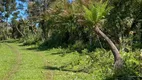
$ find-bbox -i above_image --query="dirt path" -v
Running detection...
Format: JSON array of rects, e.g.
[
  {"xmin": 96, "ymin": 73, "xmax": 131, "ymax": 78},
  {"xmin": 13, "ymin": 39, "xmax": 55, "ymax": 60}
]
[{"xmin": 2, "ymin": 44, "xmax": 22, "ymax": 80}]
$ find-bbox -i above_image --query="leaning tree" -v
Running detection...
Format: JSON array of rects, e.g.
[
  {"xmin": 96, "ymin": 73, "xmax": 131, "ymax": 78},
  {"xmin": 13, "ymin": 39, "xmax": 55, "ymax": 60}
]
[{"xmin": 82, "ymin": 0, "xmax": 123, "ymax": 70}]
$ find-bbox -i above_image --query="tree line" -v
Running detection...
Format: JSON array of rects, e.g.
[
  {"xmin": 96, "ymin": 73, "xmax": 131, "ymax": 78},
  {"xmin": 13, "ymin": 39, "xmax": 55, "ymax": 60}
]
[{"xmin": 0, "ymin": 0, "xmax": 142, "ymax": 78}]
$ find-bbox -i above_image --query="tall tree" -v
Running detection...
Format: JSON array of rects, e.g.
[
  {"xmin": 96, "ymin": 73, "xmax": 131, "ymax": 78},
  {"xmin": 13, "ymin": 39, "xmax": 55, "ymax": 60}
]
[{"xmin": 82, "ymin": 0, "xmax": 123, "ymax": 70}]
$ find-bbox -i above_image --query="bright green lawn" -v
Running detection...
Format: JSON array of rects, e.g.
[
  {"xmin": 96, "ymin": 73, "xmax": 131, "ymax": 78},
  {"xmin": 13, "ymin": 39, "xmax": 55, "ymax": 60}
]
[
  {"xmin": 41, "ymin": 48, "xmax": 92, "ymax": 80},
  {"xmin": 0, "ymin": 41, "xmax": 141, "ymax": 80},
  {"xmin": 11, "ymin": 43, "xmax": 45, "ymax": 80},
  {"xmin": 0, "ymin": 42, "xmax": 93, "ymax": 80},
  {"xmin": 0, "ymin": 43, "xmax": 16, "ymax": 79}
]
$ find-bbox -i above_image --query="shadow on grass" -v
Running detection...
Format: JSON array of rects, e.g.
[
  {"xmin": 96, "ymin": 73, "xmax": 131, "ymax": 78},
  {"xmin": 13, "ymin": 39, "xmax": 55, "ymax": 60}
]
[
  {"xmin": 37, "ymin": 41, "xmax": 68, "ymax": 51},
  {"xmin": 19, "ymin": 41, "xmax": 68, "ymax": 51},
  {"xmin": 0, "ymin": 39, "xmax": 19, "ymax": 43},
  {"xmin": 26, "ymin": 47, "xmax": 38, "ymax": 50},
  {"xmin": 21, "ymin": 41, "xmax": 74, "ymax": 56},
  {"xmin": 42, "ymin": 65, "xmax": 86, "ymax": 73}
]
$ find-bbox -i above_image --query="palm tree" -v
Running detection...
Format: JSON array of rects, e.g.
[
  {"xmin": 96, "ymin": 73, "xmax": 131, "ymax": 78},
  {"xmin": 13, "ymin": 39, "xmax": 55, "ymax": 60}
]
[{"xmin": 82, "ymin": 0, "xmax": 123, "ymax": 70}]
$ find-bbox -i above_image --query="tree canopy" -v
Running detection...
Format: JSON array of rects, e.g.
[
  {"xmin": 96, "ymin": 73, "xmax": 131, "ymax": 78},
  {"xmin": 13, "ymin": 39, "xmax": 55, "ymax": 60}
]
[{"xmin": 0, "ymin": 0, "xmax": 142, "ymax": 79}]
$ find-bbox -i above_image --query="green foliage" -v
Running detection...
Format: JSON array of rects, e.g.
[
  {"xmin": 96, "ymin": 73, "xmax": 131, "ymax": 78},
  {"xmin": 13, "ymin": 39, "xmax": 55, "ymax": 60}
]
[
  {"xmin": 23, "ymin": 32, "xmax": 42, "ymax": 45},
  {"xmin": 21, "ymin": 27, "xmax": 42, "ymax": 45},
  {"xmin": 71, "ymin": 40, "xmax": 86, "ymax": 52},
  {"xmin": 0, "ymin": 0, "xmax": 142, "ymax": 79},
  {"xmin": 0, "ymin": 40, "xmax": 142, "ymax": 80},
  {"xmin": 41, "ymin": 46, "xmax": 141, "ymax": 80},
  {"xmin": 83, "ymin": 0, "xmax": 113, "ymax": 26},
  {"xmin": 105, "ymin": 0, "xmax": 142, "ymax": 49},
  {"xmin": 0, "ymin": 23, "xmax": 12, "ymax": 40},
  {"xmin": 121, "ymin": 50, "xmax": 141, "ymax": 77}
]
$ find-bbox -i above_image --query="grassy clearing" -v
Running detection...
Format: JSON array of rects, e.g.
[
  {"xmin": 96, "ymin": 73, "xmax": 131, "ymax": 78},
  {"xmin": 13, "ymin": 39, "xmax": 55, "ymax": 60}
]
[
  {"xmin": 0, "ymin": 41, "xmax": 141, "ymax": 80},
  {"xmin": 40, "ymin": 48, "xmax": 114, "ymax": 80},
  {"xmin": 2, "ymin": 42, "xmax": 94, "ymax": 80},
  {"xmin": 0, "ymin": 43, "xmax": 17, "ymax": 79},
  {"xmin": 8, "ymin": 43, "xmax": 46, "ymax": 80},
  {"xmin": 42, "ymin": 48, "xmax": 92, "ymax": 80},
  {"xmin": 17, "ymin": 44, "xmax": 92, "ymax": 80}
]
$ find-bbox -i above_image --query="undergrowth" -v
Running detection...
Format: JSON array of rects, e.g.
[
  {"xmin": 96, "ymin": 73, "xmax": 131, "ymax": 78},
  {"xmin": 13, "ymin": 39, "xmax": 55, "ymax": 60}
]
[{"xmin": 40, "ymin": 46, "xmax": 142, "ymax": 80}]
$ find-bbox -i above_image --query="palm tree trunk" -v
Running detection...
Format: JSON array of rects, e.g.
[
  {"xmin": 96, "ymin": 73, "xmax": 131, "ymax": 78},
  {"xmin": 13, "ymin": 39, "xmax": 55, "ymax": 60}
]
[
  {"xmin": 94, "ymin": 26, "xmax": 123, "ymax": 69},
  {"xmin": 15, "ymin": 25, "xmax": 24, "ymax": 37}
]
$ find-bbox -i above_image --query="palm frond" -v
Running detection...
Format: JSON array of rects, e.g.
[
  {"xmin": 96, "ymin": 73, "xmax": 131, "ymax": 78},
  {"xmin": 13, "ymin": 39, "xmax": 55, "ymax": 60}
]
[
  {"xmin": 83, "ymin": 0, "xmax": 113, "ymax": 25},
  {"xmin": 83, "ymin": 5, "xmax": 93, "ymax": 23}
]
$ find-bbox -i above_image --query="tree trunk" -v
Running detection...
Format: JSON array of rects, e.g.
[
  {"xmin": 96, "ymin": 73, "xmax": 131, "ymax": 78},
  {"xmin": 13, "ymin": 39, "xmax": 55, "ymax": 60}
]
[
  {"xmin": 40, "ymin": 20, "xmax": 47, "ymax": 41},
  {"xmin": 94, "ymin": 26, "xmax": 123, "ymax": 69},
  {"xmin": 15, "ymin": 25, "xmax": 24, "ymax": 38}
]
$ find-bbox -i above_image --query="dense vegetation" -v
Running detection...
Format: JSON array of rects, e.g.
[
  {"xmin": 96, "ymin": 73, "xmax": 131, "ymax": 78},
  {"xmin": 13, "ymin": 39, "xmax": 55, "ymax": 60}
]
[{"xmin": 0, "ymin": 0, "xmax": 142, "ymax": 80}]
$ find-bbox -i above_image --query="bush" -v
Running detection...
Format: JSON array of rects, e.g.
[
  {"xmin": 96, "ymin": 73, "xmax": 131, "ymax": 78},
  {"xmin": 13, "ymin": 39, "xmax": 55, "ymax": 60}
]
[
  {"xmin": 23, "ymin": 33, "xmax": 42, "ymax": 45},
  {"xmin": 71, "ymin": 40, "xmax": 86, "ymax": 52},
  {"xmin": 62, "ymin": 48, "xmax": 142, "ymax": 79}
]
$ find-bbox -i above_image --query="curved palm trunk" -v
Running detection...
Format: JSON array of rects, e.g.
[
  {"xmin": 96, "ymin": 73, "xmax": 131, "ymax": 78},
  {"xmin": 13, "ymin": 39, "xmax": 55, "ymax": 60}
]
[
  {"xmin": 15, "ymin": 25, "xmax": 24, "ymax": 37},
  {"xmin": 40, "ymin": 20, "xmax": 47, "ymax": 40},
  {"xmin": 94, "ymin": 26, "xmax": 123, "ymax": 69}
]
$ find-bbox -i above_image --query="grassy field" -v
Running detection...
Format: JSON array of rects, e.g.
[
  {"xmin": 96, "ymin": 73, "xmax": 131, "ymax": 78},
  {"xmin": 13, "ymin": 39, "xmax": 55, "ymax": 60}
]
[
  {"xmin": 0, "ymin": 41, "xmax": 141, "ymax": 80},
  {"xmin": 0, "ymin": 42, "xmax": 46, "ymax": 80},
  {"xmin": 0, "ymin": 43, "xmax": 17, "ymax": 79},
  {"xmin": 0, "ymin": 41, "xmax": 93, "ymax": 80}
]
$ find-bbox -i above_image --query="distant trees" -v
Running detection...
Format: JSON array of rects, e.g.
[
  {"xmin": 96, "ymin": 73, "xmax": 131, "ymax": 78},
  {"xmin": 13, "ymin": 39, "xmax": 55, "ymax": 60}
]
[
  {"xmin": 0, "ymin": 0, "xmax": 29, "ymax": 39},
  {"xmin": 24, "ymin": 0, "xmax": 142, "ymax": 49},
  {"xmin": 0, "ymin": 0, "xmax": 141, "ymax": 50},
  {"xmin": 0, "ymin": 0, "xmax": 142, "ymax": 78},
  {"xmin": 22, "ymin": 0, "xmax": 142, "ymax": 72},
  {"xmin": 106, "ymin": 0, "xmax": 142, "ymax": 50},
  {"xmin": 0, "ymin": 0, "xmax": 17, "ymax": 40},
  {"xmin": 0, "ymin": 22, "xmax": 12, "ymax": 40}
]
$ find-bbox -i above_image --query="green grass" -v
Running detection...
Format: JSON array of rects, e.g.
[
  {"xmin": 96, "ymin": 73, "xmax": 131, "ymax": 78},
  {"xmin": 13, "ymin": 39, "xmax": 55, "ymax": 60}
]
[
  {"xmin": 42, "ymin": 48, "xmax": 92, "ymax": 80},
  {"xmin": 0, "ymin": 41, "xmax": 141, "ymax": 80},
  {"xmin": 0, "ymin": 43, "xmax": 16, "ymax": 79},
  {"xmin": 17, "ymin": 45, "xmax": 92, "ymax": 80},
  {"xmin": 9, "ymin": 43, "xmax": 46, "ymax": 80},
  {"xmin": 0, "ymin": 42, "xmax": 93, "ymax": 80}
]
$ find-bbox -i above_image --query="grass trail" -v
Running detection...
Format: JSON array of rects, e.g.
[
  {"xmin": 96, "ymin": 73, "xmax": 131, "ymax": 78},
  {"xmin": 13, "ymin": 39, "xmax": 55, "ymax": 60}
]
[
  {"xmin": 2, "ymin": 43, "xmax": 22, "ymax": 80},
  {"xmin": 0, "ymin": 41, "xmax": 91, "ymax": 80},
  {"xmin": 40, "ymin": 48, "xmax": 90, "ymax": 80},
  {"xmin": 0, "ymin": 43, "xmax": 17, "ymax": 80},
  {"xmin": 8, "ymin": 43, "xmax": 47, "ymax": 80},
  {"xmin": 0, "ymin": 42, "xmax": 49, "ymax": 80}
]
